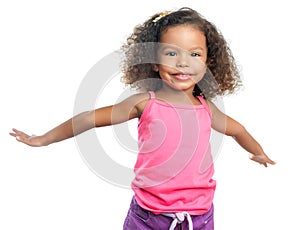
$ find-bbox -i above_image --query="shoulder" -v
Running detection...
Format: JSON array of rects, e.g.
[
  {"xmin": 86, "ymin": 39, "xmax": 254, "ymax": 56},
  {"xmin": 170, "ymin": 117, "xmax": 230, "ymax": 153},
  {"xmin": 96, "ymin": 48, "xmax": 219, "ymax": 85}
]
[
  {"xmin": 204, "ymin": 99, "xmax": 223, "ymax": 120},
  {"xmin": 205, "ymin": 100, "xmax": 214, "ymax": 110},
  {"xmin": 132, "ymin": 92, "xmax": 151, "ymax": 117},
  {"xmin": 124, "ymin": 92, "xmax": 150, "ymax": 105},
  {"xmin": 119, "ymin": 92, "xmax": 151, "ymax": 117},
  {"xmin": 205, "ymin": 99, "xmax": 221, "ymax": 113}
]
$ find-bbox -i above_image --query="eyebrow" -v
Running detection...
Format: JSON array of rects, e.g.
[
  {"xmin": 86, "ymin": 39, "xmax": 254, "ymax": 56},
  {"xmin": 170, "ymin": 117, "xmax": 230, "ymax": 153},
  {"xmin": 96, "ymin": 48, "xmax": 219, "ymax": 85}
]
[
  {"xmin": 159, "ymin": 44, "xmax": 178, "ymax": 50},
  {"xmin": 189, "ymin": 46, "xmax": 205, "ymax": 51},
  {"xmin": 159, "ymin": 44, "xmax": 205, "ymax": 52}
]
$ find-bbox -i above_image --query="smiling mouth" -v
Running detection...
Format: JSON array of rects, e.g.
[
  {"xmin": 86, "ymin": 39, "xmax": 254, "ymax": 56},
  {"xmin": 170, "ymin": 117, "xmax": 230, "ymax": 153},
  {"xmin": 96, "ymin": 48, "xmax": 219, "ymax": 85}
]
[{"xmin": 172, "ymin": 73, "xmax": 192, "ymax": 80}]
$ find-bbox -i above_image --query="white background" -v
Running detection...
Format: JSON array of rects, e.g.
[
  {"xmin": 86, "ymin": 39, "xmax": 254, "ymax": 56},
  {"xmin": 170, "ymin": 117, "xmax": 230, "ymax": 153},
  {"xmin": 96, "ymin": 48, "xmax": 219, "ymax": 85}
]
[{"xmin": 1, "ymin": 0, "xmax": 299, "ymax": 229}]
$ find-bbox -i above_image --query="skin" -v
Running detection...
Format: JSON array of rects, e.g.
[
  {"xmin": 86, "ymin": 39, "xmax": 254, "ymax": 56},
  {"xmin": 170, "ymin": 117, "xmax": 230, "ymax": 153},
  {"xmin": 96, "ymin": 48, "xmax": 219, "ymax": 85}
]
[{"xmin": 10, "ymin": 25, "xmax": 276, "ymax": 167}]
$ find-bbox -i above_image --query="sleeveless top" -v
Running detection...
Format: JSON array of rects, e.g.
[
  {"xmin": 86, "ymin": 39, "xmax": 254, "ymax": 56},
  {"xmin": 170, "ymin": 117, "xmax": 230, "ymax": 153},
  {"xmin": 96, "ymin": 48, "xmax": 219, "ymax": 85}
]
[{"xmin": 132, "ymin": 91, "xmax": 216, "ymax": 215}]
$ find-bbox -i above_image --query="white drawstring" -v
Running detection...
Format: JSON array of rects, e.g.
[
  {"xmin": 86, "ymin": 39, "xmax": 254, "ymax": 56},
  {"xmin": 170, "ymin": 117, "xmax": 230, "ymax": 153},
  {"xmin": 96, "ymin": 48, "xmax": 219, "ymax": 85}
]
[{"xmin": 163, "ymin": 212, "xmax": 193, "ymax": 230}]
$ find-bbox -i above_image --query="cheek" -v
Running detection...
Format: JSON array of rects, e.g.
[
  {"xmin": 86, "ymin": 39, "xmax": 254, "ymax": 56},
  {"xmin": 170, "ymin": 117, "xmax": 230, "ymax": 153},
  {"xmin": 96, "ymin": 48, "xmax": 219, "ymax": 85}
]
[
  {"xmin": 191, "ymin": 59, "xmax": 206, "ymax": 74},
  {"xmin": 158, "ymin": 64, "xmax": 176, "ymax": 75},
  {"xmin": 158, "ymin": 56, "xmax": 178, "ymax": 68}
]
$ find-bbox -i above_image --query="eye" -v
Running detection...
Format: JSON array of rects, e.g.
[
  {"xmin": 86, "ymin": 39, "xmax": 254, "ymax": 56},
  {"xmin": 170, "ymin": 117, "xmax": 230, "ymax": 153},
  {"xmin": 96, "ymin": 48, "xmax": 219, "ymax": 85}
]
[
  {"xmin": 191, "ymin": 52, "xmax": 201, "ymax": 57},
  {"xmin": 165, "ymin": 51, "xmax": 177, "ymax": 56}
]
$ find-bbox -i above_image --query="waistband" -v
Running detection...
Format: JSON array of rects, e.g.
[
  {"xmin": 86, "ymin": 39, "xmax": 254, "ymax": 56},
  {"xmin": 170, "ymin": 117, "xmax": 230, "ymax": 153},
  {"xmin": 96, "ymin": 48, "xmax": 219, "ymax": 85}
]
[
  {"xmin": 131, "ymin": 197, "xmax": 213, "ymax": 230},
  {"xmin": 162, "ymin": 212, "xmax": 193, "ymax": 230}
]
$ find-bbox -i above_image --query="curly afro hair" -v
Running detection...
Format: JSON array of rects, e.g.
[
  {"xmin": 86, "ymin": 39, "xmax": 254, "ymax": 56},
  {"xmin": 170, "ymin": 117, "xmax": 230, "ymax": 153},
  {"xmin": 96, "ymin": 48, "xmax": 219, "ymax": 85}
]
[{"xmin": 121, "ymin": 7, "xmax": 242, "ymax": 99}]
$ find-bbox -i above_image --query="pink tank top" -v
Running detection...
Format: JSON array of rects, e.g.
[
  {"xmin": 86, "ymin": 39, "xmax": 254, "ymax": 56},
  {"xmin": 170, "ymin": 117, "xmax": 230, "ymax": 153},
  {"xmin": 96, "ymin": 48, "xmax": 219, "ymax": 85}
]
[{"xmin": 132, "ymin": 92, "xmax": 216, "ymax": 215}]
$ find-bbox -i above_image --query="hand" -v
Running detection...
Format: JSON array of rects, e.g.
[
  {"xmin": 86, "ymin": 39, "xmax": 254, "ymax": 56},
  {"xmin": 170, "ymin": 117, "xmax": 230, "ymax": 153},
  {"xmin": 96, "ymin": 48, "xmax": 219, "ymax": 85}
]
[
  {"xmin": 249, "ymin": 152, "xmax": 276, "ymax": 167},
  {"xmin": 10, "ymin": 128, "xmax": 45, "ymax": 147}
]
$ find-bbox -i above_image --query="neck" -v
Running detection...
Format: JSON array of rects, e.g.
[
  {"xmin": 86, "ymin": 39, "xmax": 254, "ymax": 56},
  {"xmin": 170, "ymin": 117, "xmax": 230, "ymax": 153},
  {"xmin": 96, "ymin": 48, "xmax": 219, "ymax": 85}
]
[{"xmin": 155, "ymin": 85, "xmax": 199, "ymax": 105}]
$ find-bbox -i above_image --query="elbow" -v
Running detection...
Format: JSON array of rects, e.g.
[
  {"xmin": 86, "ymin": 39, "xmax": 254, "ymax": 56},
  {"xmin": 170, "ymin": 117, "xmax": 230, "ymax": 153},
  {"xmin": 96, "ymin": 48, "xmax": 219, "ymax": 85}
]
[
  {"xmin": 72, "ymin": 111, "xmax": 95, "ymax": 134},
  {"xmin": 227, "ymin": 123, "xmax": 247, "ymax": 139}
]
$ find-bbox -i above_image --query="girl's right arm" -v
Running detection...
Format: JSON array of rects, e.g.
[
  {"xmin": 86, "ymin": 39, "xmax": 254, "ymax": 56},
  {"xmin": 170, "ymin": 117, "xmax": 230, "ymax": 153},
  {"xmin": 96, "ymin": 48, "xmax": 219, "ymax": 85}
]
[
  {"xmin": 10, "ymin": 111, "xmax": 95, "ymax": 147},
  {"xmin": 10, "ymin": 93, "xmax": 147, "ymax": 147}
]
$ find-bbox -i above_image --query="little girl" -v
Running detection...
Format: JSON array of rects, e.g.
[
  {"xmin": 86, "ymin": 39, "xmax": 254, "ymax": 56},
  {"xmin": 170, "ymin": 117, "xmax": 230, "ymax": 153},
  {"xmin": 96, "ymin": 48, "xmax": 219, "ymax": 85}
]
[{"xmin": 10, "ymin": 7, "xmax": 275, "ymax": 230}]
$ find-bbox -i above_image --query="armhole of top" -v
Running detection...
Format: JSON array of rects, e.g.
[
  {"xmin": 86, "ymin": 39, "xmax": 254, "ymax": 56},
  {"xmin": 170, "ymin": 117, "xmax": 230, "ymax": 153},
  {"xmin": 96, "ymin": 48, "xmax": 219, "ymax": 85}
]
[
  {"xmin": 197, "ymin": 96, "xmax": 212, "ymax": 118},
  {"xmin": 138, "ymin": 91, "xmax": 155, "ymax": 122}
]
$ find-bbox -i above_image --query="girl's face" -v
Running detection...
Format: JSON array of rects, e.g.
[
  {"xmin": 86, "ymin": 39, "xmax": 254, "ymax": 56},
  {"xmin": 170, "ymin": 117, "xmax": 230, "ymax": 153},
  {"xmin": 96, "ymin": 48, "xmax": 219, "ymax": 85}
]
[{"xmin": 155, "ymin": 25, "xmax": 207, "ymax": 93}]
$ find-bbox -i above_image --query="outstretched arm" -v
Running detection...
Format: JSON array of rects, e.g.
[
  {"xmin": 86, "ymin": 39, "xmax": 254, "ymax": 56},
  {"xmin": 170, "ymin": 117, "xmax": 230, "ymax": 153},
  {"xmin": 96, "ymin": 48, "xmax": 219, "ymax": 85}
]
[
  {"xmin": 208, "ymin": 101, "xmax": 276, "ymax": 167},
  {"xmin": 10, "ymin": 110, "xmax": 95, "ymax": 147},
  {"xmin": 10, "ymin": 94, "xmax": 145, "ymax": 147}
]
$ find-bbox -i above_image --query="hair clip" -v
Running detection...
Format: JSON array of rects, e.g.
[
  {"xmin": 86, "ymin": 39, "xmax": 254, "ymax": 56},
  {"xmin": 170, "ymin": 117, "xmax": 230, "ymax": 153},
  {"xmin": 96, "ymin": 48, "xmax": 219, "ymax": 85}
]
[{"xmin": 152, "ymin": 11, "xmax": 173, "ymax": 23}]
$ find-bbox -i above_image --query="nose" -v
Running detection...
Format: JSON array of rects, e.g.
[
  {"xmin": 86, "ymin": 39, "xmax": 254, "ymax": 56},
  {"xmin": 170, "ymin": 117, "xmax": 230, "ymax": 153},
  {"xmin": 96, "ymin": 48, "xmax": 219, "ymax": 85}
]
[{"xmin": 176, "ymin": 52, "xmax": 189, "ymax": 68}]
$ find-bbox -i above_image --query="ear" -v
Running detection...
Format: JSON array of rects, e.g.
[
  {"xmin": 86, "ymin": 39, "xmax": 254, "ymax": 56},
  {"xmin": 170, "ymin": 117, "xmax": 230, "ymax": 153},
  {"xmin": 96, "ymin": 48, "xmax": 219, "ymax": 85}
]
[{"xmin": 152, "ymin": 64, "xmax": 159, "ymax": 72}]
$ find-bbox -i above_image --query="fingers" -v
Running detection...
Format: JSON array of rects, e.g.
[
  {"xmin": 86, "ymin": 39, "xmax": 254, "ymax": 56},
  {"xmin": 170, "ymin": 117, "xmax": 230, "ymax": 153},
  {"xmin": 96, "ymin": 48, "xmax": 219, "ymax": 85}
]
[
  {"xmin": 9, "ymin": 128, "xmax": 31, "ymax": 143},
  {"xmin": 10, "ymin": 128, "xmax": 27, "ymax": 138},
  {"xmin": 263, "ymin": 156, "xmax": 276, "ymax": 167},
  {"xmin": 9, "ymin": 128, "xmax": 20, "ymax": 138},
  {"xmin": 10, "ymin": 128, "xmax": 44, "ymax": 147},
  {"xmin": 10, "ymin": 128, "xmax": 22, "ymax": 136},
  {"xmin": 249, "ymin": 153, "xmax": 276, "ymax": 167},
  {"xmin": 267, "ymin": 158, "xmax": 276, "ymax": 166},
  {"xmin": 9, "ymin": 128, "xmax": 18, "ymax": 137}
]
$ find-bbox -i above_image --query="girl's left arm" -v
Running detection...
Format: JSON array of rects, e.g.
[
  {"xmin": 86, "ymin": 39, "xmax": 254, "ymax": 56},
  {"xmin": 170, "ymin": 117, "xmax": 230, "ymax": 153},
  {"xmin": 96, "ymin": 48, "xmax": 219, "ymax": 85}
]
[{"xmin": 207, "ymin": 101, "xmax": 276, "ymax": 167}]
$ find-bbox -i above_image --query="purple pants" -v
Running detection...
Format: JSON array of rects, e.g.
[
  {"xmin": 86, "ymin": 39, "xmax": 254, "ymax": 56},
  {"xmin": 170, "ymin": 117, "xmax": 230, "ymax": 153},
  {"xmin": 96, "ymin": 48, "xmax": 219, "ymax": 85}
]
[{"xmin": 123, "ymin": 197, "xmax": 214, "ymax": 230}]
